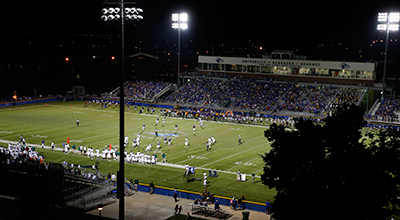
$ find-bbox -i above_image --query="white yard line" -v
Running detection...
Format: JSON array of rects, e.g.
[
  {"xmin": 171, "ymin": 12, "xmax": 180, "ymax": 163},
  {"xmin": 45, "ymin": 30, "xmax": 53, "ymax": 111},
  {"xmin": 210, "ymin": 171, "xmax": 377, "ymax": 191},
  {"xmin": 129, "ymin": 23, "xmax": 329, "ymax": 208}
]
[
  {"xmin": 200, "ymin": 142, "xmax": 267, "ymax": 168},
  {"xmin": 175, "ymin": 134, "xmax": 265, "ymax": 164}
]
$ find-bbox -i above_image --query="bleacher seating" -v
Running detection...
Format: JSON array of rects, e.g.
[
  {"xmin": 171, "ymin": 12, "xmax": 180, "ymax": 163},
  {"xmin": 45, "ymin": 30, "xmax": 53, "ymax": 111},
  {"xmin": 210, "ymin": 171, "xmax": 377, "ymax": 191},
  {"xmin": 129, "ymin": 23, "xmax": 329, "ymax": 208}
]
[
  {"xmin": 110, "ymin": 80, "xmax": 171, "ymax": 102},
  {"xmin": 163, "ymin": 78, "xmax": 365, "ymax": 116},
  {"xmin": 372, "ymin": 97, "xmax": 400, "ymax": 122},
  {"xmin": 103, "ymin": 77, "xmax": 366, "ymax": 118}
]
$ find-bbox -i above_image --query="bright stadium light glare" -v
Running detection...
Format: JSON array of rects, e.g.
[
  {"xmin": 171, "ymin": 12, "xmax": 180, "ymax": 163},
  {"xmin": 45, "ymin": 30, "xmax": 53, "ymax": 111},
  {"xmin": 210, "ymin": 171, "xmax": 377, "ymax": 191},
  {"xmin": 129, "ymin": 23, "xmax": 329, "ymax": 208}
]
[
  {"xmin": 172, "ymin": 13, "xmax": 187, "ymax": 22},
  {"xmin": 388, "ymin": 24, "xmax": 399, "ymax": 31},
  {"xmin": 172, "ymin": 13, "xmax": 179, "ymax": 21},
  {"xmin": 377, "ymin": 24, "xmax": 387, "ymax": 31},
  {"xmin": 388, "ymin": 12, "xmax": 400, "ymax": 23},
  {"xmin": 377, "ymin": 12, "xmax": 399, "ymax": 31},
  {"xmin": 378, "ymin": 12, "xmax": 387, "ymax": 22},
  {"xmin": 172, "ymin": 23, "xmax": 188, "ymax": 29},
  {"xmin": 180, "ymin": 13, "xmax": 188, "ymax": 22}
]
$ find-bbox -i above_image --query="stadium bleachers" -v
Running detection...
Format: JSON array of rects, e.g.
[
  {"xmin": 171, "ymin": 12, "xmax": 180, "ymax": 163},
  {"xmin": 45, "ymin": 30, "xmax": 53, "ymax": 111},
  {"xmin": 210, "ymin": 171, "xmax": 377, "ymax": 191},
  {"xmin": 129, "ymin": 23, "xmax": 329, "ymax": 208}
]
[
  {"xmin": 108, "ymin": 80, "xmax": 171, "ymax": 102},
  {"xmin": 161, "ymin": 78, "xmax": 365, "ymax": 117},
  {"xmin": 101, "ymin": 78, "xmax": 367, "ymax": 119},
  {"xmin": 370, "ymin": 97, "xmax": 400, "ymax": 123}
]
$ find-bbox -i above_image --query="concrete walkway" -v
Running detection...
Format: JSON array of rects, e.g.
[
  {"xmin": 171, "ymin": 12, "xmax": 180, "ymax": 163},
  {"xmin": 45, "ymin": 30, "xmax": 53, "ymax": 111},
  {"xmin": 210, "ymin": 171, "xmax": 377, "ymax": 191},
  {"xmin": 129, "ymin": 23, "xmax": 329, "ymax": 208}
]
[{"xmin": 86, "ymin": 190, "xmax": 271, "ymax": 220}]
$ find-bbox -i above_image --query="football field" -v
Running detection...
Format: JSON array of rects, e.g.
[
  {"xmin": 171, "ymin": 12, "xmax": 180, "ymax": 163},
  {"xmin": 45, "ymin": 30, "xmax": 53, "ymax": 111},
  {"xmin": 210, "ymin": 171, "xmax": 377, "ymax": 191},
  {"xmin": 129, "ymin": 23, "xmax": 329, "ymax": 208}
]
[{"xmin": 0, "ymin": 101, "xmax": 275, "ymax": 203}]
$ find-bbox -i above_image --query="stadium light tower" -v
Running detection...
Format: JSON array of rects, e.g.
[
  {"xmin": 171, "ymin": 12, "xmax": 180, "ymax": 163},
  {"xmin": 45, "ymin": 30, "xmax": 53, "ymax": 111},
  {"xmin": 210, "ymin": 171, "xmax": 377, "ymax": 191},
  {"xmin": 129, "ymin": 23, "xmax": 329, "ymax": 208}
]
[
  {"xmin": 377, "ymin": 12, "xmax": 399, "ymax": 97},
  {"xmin": 172, "ymin": 13, "xmax": 188, "ymax": 87},
  {"xmin": 101, "ymin": 1, "xmax": 143, "ymax": 219}
]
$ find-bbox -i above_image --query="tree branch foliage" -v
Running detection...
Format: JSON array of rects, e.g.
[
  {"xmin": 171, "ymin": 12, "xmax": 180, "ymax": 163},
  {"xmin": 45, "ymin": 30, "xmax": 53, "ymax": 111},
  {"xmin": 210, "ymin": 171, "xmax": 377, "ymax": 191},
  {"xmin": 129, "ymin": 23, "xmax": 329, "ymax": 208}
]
[{"xmin": 262, "ymin": 105, "xmax": 400, "ymax": 220}]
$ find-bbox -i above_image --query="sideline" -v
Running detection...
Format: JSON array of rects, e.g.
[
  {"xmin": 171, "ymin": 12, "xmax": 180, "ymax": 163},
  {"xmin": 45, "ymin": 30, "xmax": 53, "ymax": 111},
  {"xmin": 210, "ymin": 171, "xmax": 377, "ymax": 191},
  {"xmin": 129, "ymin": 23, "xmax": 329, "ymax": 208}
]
[{"xmin": 0, "ymin": 139, "xmax": 261, "ymax": 178}]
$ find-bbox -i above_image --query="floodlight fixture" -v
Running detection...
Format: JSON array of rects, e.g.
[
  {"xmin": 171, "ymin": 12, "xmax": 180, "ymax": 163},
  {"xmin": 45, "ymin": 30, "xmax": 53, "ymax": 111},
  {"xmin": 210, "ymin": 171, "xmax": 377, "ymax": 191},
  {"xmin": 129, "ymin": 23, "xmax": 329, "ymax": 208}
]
[
  {"xmin": 377, "ymin": 12, "xmax": 399, "ymax": 97},
  {"xmin": 101, "ymin": 2, "xmax": 143, "ymax": 219},
  {"xmin": 172, "ymin": 13, "xmax": 188, "ymax": 29},
  {"xmin": 389, "ymin": 12, "xmax": 400, "ymax": 23},
  {"xmin": 377, "ymin": 12, "xmax": 400, "ymax": 31},
  {"xmin": 101, "ymin": 7, "xmax": 143, "ymax": 21},
  {"xmin": 172, "ymin": 12, "xmax": 188, "ymax": 87},
  {"xmin": 378, "ymin": 13, "xmax": 388, "ymax": 22},
  {"xmin": 389, "ymin": 24, "xmax": 399, "ymax": 31},
  {"xmin": 172, "ymin": 23, "xmax": 188, "ymax": 30}
]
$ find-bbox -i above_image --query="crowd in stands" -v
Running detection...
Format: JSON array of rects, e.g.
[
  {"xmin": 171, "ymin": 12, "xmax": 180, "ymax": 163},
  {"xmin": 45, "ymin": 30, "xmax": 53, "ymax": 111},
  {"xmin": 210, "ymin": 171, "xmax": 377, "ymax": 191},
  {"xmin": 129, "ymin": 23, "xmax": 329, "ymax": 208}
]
[
  {"xmin": 88, "ymin": 78, "xmax": 364, "ymax": 118},
  {"xmin": 165, "ymin": 78, "xmax": 210, "ymax": 104},
  {"xmin": 114, "ymin": 80, "xmax": 170, "ymax": 101},
  {"xmin": 163, "ymin": 78, "xmax": 363, "ymax": 116},
  {"xmin": 278, "ymin": 85, "xmax": 337, "ymax": 114},
  {"xmin": 330, "ymin": 88, "xmax": 361, "ymax": 107},
  {"xmin": 374, "ymin": 97, "xmax": 400, "ymax": 122}
]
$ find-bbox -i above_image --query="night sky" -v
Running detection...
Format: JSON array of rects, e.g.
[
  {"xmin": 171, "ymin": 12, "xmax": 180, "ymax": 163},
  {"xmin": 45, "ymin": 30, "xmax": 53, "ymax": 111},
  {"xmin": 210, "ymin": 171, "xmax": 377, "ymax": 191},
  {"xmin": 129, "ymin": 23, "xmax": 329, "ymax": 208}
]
[
  {"xmin": 3, "ymin": 1, "xmax": 399, "ymax": 52},
  {"xmin": 1, "ymin": 0, "xmax": 400, "ymax": 96}
]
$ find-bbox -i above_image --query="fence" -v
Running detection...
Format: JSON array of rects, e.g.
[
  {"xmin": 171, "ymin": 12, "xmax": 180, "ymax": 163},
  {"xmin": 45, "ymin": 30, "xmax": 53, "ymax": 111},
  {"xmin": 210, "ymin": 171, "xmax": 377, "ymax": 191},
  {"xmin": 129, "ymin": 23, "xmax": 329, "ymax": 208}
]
[{"xmin": 134, "ymin": 183, "xmax": 266, "ymax": 212}]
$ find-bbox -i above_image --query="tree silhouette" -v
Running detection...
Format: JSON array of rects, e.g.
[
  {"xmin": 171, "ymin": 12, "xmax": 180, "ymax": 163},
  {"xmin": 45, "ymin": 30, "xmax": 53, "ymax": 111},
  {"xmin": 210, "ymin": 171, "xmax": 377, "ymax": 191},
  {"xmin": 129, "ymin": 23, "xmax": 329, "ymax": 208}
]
[{"xmin": 262, "ymin": 105, "xmax": 400, "ymax": 220}]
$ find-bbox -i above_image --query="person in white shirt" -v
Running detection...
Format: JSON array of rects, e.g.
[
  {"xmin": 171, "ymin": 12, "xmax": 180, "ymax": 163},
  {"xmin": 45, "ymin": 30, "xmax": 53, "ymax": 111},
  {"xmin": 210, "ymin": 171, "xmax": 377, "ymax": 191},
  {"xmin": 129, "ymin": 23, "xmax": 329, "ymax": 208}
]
[{"xmin": 111, "ymin": 173, "xmax": 116, "ymax": 182}]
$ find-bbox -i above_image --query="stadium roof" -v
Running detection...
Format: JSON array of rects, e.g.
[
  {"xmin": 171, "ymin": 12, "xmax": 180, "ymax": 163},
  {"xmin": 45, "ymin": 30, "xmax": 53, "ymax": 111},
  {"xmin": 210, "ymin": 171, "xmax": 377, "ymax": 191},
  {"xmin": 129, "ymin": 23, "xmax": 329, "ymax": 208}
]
[{"xmin": 128, "ymin": 52, "xmax": 159, "ymax": 60}]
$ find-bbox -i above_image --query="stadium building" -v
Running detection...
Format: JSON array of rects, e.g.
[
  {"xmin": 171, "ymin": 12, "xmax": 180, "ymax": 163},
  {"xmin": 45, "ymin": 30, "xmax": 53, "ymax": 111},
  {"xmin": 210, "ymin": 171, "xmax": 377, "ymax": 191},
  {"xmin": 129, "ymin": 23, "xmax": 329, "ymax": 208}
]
[{"xmin": 197, "ymin": 51, "xmax": 376, "ymax": 86}]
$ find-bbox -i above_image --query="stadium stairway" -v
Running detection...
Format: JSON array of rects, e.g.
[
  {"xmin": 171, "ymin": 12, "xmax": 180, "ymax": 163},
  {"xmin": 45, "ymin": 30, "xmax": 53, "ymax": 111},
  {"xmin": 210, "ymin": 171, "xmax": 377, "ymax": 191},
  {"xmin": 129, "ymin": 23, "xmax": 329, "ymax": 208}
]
[
  {"xmin": 64, "ymin": 176, "xmax": 117, "ymax": 211},
  {"xmin": 153, "ymin": 84, "xmax": 172, "ymax": 101},
  {"xmin": 368, "ymin": 98, "xmax": 381, "ymax": 116}
]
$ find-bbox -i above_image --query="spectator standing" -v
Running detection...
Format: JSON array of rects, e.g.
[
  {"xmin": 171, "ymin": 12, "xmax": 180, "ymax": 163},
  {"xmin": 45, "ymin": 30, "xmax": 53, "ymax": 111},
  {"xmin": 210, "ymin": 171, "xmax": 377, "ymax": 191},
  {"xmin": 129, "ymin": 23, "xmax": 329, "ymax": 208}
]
[
  {"xmin": 214, "ymin": 200, "xmax": 220, "ymax": 210},
  {"xmin": 134, "ymin": 179, "xmax": 139, "ymax": 192},
  {"xmin": 238, "ymin": 195, "xmax": 246, "ymax": 210},
  {"xmin": 265, "ymin": 200, "xmax": 271, "ymax": 214},
  {"xmin": 173, "ymin": 187, "xmax": 178, "ymax": 202},
  {"xmin": 174, "ymin": 204, "xmax": 182, "ymax": 214},
  {"xmin": 111, "ymin": 173, "xmax": 116, "ymax": 182},
  {"xmin": 149, "ymin": 181, "xmax": 155, "ymax": 194}
]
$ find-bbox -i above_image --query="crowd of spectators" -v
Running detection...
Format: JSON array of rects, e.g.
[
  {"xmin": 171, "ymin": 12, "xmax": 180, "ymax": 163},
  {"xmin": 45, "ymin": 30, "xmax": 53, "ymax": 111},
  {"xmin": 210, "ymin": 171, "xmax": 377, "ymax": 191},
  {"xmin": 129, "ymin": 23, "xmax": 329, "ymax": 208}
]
[
  {"xmin": 278, "ymin": 85, "xmax": 337, "ymax": 114},
  {"xmin": 374, "ymin": 97, "xmax": 400, "ymax": 122},
  {"xmin": 231, "ymin": 81, "xmax": 291, "ymax": 112},
  {"xmin": 165, "ymin": 78, "xmax": 210, "ymax": 104},
  {"xmin": 114, "ymin": 80, "xmax": 170, "ymax": 101},
  {"xmin": 330, "ymin": 88, "xmax": 361, "ymax": 108},
  {"xmin": 163, "ymin": 78, "xmax": 363, "ymax": 116}
]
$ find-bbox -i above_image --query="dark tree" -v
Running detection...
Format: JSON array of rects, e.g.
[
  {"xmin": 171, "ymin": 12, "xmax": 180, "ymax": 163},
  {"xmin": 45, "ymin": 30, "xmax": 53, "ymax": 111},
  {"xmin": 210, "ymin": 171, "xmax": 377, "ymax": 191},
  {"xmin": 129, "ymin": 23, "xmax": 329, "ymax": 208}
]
[{"xmin": 262, "ymin": 105, "xmax": 400, "ymax": 220}]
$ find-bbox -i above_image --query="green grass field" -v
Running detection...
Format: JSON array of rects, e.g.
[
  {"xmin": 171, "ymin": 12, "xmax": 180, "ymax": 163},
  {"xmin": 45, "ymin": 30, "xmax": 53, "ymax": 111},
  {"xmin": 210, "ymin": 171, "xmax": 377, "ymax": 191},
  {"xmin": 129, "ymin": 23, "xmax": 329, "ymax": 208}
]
[{"xmin": 0, "ymin": 101, "xmax": 275, "ymax": 203}]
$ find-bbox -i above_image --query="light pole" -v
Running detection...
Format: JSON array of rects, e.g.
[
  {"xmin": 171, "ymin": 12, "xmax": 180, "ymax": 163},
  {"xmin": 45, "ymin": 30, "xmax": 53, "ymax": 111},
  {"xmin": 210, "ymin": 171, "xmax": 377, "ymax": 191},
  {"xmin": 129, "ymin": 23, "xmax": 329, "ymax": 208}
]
[
  {"xmin": 172, "ymin": 13, "xmax": 188, "ymax": 87},
  {"xmin": 97, "ymin": 204, "xmax": 104, "ymax": 219},
  {"xmin": 377, "ymin": 12, "xmax": 399, "ymax": 97},
  {"xmin": 101, "ymin": 2, "xmax": 143, "ymax": 219}
]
